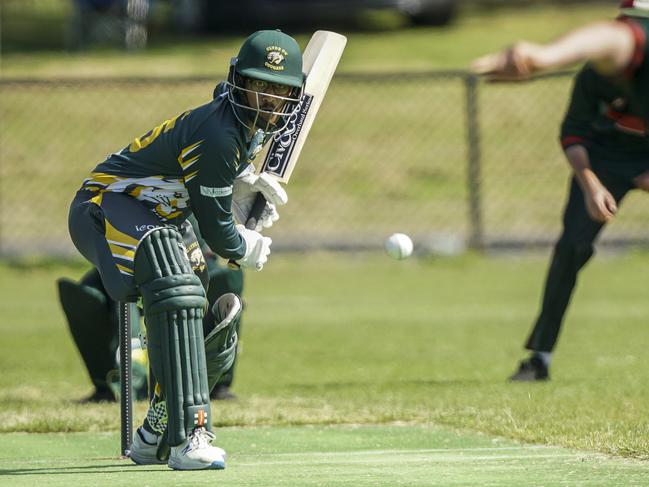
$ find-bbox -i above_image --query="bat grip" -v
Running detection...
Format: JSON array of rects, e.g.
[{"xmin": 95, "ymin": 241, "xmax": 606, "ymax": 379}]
[
  {"xmin": 246, "ymin": 192, "xmax": 268, "ymax": 230},
  {"xmin": 228, "ymin": 193, "xmax": 268, "ymax": 270}
]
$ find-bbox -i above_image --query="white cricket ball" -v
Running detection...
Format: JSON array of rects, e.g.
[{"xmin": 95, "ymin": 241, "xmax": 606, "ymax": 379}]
[{"xmin": 384, "ymin": 233, "xmax": 413, "ymax": 260}]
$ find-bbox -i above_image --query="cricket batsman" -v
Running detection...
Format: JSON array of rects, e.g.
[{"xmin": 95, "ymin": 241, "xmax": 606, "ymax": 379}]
[
  {"xmin": 472, "ymin": 1, "xmax": 649, "ymax": 381},
  {"xmin": 67, "ymin": 30, "xmax": 304, "ymax": 469}
]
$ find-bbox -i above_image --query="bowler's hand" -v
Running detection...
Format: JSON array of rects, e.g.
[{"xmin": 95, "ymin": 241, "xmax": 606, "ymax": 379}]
[
  {"xmin": 584, "ymin": 185, "xmax": 617, "ymax": 223},
  {"xmin": 471, "ymin": 42, "xmax": 540, "ymax": 81}
]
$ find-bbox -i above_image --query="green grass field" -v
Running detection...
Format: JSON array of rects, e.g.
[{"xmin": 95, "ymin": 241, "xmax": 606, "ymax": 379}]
[
  {"xmin": 1, "ymin": 253, "xmax": 649, "ymax": 484},
  {"xmin": 2, "ymin": 2, "xmax": 649, "ymax": 484}
]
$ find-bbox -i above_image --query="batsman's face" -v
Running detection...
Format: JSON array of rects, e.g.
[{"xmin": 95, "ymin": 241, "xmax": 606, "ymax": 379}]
[
  {"xmin": 244, "ymin": 78, "xmax": 291, "ymax": 122},
  {"xmin": 227, "ymin": 74, "xmax": 302, "ymax": 135}
]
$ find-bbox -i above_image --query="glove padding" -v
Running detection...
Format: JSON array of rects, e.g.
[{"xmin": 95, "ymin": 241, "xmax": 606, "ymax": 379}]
[
  {"xmin": 232, "ymin": 164, "xmax": 288, "ymax": 231},
  {"xmin": 236, "ymin": 224, "xmax": 272, "ymax": 271}
]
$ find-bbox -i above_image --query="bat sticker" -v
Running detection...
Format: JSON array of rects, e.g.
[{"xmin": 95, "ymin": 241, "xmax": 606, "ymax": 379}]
[{"xmin": 263, "ymin": 94, "xmax": 314, "ymax": 178}]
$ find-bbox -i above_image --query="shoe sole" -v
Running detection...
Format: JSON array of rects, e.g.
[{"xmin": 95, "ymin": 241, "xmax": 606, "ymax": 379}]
[
  {"xmin": 168, "ymin": 459, "xmax": 225, "ymax": 470},
  {"xmin": 128, "ymin": 449, "xmax": 166, "ymax": 465},
  {"xmin": 129, "ymin": 454, "xmax": 166, "ymax": 465},
  {"xmin": 509, "ymin": 375, "xmax": 550, "ymax": 382}
]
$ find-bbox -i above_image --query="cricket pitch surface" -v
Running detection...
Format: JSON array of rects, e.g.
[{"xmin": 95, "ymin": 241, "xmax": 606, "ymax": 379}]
[{"xmin": 1, "ymin": 424, "xmax": 646, "ymax": 486}]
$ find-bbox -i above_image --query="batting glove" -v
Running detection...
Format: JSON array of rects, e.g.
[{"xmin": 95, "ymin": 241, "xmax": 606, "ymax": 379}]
[
  {"xmin": 235, "ymin": 224, "xmax": 272, "ymax": 271},
  {"xmin": 232, "ymin": 164, "xmax": 288, "ymax": 231}
]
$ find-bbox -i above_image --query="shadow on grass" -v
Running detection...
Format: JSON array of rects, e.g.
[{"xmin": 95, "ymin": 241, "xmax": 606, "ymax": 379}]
[
  {"xmin": 287, "ymin": 378, "xmax": 488, "ymax": 390},
  {"xmin": 0, "ymin": 463, "xmax": 163, "ymax": 476}
]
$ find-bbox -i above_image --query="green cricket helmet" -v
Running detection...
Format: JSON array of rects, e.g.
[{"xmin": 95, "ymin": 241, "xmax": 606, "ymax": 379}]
[
  {"xmin": 237, "ymin": 29, "xmax": 304, "ymax": 88},
  {"xmin": 228, "ymin": 30, "xmax": 305, "ymax": 135},
  {"xmin": 620, "ymin": 0, "xmax": 649, "ymax": 17}
]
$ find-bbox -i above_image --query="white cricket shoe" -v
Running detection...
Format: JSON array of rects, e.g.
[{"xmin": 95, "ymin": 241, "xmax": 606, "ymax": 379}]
[
  {"xmin": 168, "ymin": 427, "xmax": 226, "ymax": 470},
  {"xmin": 129, "ymin": 427, "xmax": 165, "ymax": 465}
]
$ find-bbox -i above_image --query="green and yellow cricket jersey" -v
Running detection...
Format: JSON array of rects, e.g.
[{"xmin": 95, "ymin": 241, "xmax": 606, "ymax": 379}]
[
  {"xmin": 81, "ymin": 83, "xmax": 261, "ymax": 260},
  {"xmin": 560, "ymin": 16, "xmax": 649, "ymax": 160}
]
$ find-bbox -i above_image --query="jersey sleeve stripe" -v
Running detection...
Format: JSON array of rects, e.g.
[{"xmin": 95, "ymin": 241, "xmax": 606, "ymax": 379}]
[
  {"xmin": 184, "ymin": 170, "xmax": 199, "ymax": 183},
  {"xmin": 560, "ymin": 135, "xmax": 588, "ymax": 149},
  {"xmin": 179, "ymin": 140, "xmax": 204, "ymax": 160},
  {"xmin": 179, "ymin": 154, "xmax": 200, "ymax": 170},
  {"xmin": 620, "ymin": 18, "xmax": 646, "ymax": 78}
]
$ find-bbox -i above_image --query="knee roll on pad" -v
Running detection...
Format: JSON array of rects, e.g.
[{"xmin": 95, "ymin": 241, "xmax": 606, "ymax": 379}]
[
  {"xmin": 134, "ymin": 227, "xmax": 211, "ymax": 446},
  {"xmin": 205, "ymin": 293, "xmax": 241, "ymax": 390}
]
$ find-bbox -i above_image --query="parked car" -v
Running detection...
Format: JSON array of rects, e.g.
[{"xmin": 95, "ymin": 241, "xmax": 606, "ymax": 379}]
[
  {"xmin": 173, "ymin": 0, "xmax": 458, "ymax": 32},
  {"xmin": 240, "ymin": 0, "xmax": 458, "ymax": 26}
]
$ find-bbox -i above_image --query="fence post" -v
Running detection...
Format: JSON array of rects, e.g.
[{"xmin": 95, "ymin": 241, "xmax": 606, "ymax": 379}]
[{"xmin": 464, "ymin": 74, "xmax": 484, "ymax": 250}]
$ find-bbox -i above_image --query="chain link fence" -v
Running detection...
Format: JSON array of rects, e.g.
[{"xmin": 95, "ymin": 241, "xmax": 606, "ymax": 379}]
[{"xmin": 2, "ymin": 72, "xmax": 649, "ymax": 258}]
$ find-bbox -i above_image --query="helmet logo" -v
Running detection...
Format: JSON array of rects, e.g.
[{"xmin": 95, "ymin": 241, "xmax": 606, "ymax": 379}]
[
  {"xmin": 265, "ymin": 46, "xmax": 288, "ymax": 71},
  {"xmin": 267, "ymin": 51, "xmax": 284, "ymax": 65}
]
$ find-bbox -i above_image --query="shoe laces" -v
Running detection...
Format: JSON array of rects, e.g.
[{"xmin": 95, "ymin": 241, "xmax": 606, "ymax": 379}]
[{"xmin": 188, "ymin": 427, "xmax": 216, "ymax": 451}]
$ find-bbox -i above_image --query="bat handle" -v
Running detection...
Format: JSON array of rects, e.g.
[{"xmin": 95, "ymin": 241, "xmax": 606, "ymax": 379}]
[
  {"xmin": 246, "ymin": 192, "xmax": 268, "ymax": 230},
  {"xmin": 228, "ymin": 193, "xmax": 268, "ymax": 270}
]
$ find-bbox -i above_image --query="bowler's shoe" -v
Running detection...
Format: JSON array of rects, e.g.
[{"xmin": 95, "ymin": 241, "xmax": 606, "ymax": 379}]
[{"xmin": 509, "ymin": 356, "xmax": 549, "ymax": 382}]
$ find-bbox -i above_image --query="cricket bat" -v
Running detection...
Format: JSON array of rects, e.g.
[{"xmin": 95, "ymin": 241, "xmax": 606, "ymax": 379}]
[{"xmin": 229, "ymin": 30, "xmax": 347, "ymax": 269}]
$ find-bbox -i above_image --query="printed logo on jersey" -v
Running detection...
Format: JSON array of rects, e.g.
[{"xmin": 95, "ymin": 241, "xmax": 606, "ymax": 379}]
[
  {"xmin": 265, "ymin": 46, "xmax": 287, "ymax": 71},
  {"xmin": 200, "ymin": 185, "xmax": 233, "ymax": 197},
  {"xmin": 134, "ymin": 224, "xmax": 161, "ymax": 232},
  {"xmin": 82, "ymin": 174, "xmax": 190, "ymax": 222}
]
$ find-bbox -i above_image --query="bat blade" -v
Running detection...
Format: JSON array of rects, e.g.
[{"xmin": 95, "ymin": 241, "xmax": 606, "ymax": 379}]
[{"xmin": 260, "ymin": 30, "xmax": 347, "ymax": 183}]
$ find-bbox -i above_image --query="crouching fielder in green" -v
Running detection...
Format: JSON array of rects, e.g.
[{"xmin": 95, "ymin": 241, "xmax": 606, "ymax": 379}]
[{"xmin": 67, "ymin": 30, "xmax": 303, "ymax": 470}]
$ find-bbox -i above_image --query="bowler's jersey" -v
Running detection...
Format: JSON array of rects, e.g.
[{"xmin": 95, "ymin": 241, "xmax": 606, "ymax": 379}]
[
  {"xmin": 624, "ymin": 16, "xmax": 649, "ymax": 122},
  {"xmin": 560, "ymin": 17, "xmax": 649, "ymax": 159},
  {"xmin": 81, "ymin": 83, "xmax": 262, "ymax": 260}
]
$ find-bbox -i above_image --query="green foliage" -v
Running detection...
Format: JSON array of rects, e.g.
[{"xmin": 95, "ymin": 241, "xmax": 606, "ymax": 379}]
[
  {"xmin": 1, "ymin": 0, "xmax": 72, "ymax": 52},
  {"xmin": 2, "ymin": 252, "xmax": 649, "ymax": 461}
]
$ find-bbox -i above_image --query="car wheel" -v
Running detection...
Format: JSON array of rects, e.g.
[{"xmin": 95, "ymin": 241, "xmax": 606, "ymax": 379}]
[{"xmin": 401, "ymin": 0, "xmax": 457, "ymax": 26}]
